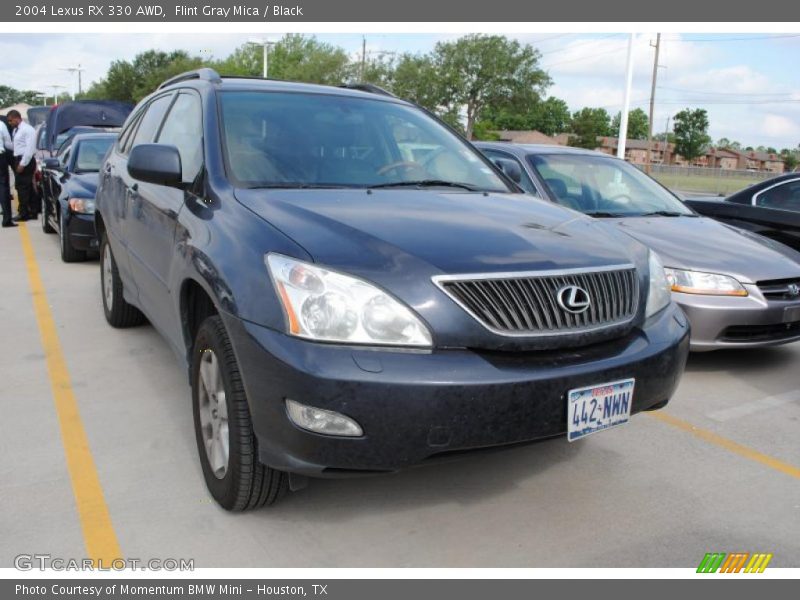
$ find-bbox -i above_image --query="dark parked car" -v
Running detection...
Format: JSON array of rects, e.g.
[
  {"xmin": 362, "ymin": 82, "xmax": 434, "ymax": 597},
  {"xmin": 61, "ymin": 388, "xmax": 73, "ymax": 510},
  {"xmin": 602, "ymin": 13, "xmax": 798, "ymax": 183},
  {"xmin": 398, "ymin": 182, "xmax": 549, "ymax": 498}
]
[
  {"xmin": 684, "ymin": 174, "xmax": 800, "ymax": 252},
  {"xmin": 43, "ymin": 100, "xmax": 132, "ymax": 154},
  {"xmin": 475, "ymin": 142, "xmax": 800, "ymax": 351},
  {"xmin": 96, "ymin": 69, "xmax": 689, "ymax": 510},
  {"xmin": 27, "ymin": 105, "xmax": 51, "ymax": 128},
  {"xmin": 41, "ymin": 133, "xmax": 116, "ymax": 262}
]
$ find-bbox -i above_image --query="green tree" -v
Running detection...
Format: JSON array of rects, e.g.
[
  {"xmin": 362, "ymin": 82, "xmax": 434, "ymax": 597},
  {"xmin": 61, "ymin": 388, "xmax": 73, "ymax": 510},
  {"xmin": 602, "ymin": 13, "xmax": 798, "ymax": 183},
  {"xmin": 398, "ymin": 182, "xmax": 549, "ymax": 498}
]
[
  {"xmin": 423, "ymin": 34, "xmax": 551, "ymax": 139},
  {"xmin": 216, "ymin": 35, "xmax": 350, "ymax": 85},
  {"xmin": 0, "ymin": 85, "xmax": 45, "ymax": 107},
  {"xmin": 390, "ymin": 54, "xmax": 444, "ymax": 111},
  {"xmin": 568, "ymin": 107, "xmax": 611, "ymax": 149},
  {"xmin": 483, "ymin": 96, "xmax": 571, "ymax": 136},
  {"xmin": 673, "ymin": 108, "xmax": 712, "ymax": 162},
  {"xmin": 84, "ymin": 50, "xmax": 204, "ymax": 103},
  {"xmin": 611, "ymin": 107, "xmax": 649, "ymax": 140},
  {"xmin": 780, "ymin": 148, "xmax": 798, "ymax": 171}
]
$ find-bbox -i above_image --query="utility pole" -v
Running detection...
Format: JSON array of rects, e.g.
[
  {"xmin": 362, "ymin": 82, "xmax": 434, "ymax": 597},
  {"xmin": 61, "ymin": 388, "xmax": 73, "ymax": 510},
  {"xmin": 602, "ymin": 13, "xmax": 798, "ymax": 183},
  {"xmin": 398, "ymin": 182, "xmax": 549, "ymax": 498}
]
[
  {"xmin": 59, "ymin": 64, "xmax": 85, "ymax": 99},
  {"xmin": 662, "ymin": 115, "xmax": 671, "ymax": 164},
  {"xmin": 617, "ymin": 34, "xmax": 636, "ymax": 160},
  {"xmin": 361, "ymin": 35, "xmax": 367, "ymax": 81},
  {"xmin": 646, "ymin": 33, "xmax": 661, "ymax": 175}
]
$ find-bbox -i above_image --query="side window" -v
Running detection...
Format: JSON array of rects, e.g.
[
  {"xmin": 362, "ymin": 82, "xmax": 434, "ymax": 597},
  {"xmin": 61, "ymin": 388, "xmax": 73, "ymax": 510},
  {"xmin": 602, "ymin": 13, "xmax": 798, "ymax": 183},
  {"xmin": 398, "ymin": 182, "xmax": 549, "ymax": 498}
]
[
  {"xmin": 156, "ymin": 92, "xmax": 203, "ymax": 183},
  {"xmin": 117, "ymin": 109, "xmax": 144, "ymax": 155},
  {"xmin": 755, "ymin": 180, "xmax": 800, "ymax": 212},
  {"xmin": 482, "ymin": 149, "xmax": 539, "ymax": 196},
  {"xmin": 130, "ymin": 94, "xmax": 173, "ymax": 150}
]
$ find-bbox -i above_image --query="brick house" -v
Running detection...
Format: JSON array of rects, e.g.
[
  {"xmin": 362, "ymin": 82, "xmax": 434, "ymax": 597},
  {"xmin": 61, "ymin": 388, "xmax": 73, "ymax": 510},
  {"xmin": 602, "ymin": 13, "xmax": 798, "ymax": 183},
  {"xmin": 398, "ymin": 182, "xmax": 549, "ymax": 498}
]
[{"xmin": 596, "ymin": 137, "xmax": 673, "ymax": 165}]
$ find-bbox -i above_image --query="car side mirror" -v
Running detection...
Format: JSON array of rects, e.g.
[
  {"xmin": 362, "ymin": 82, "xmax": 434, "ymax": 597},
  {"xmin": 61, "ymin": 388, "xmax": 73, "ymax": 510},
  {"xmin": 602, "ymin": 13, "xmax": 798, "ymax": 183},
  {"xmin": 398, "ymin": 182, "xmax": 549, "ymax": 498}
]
[
  {"xmin": 493, "ymin": 158, "xmax": 522, "ymax": 184},
  {"xmin": 128, "ymin": 144, "xmax": 183, "ymax": 188},
  {"xmin": 44, "ymin": 157, "xmax": 62, "ymax": 170}
]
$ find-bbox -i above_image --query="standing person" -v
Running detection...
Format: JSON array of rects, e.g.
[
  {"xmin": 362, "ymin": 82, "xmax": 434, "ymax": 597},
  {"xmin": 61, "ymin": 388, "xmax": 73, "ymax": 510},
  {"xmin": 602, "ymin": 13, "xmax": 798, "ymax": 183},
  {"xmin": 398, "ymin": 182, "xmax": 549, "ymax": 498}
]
[
  {"xmin": 0, "ymin": 116, "xmax": 13, "ymax": 227},
  {"xmin": 6, "ymin": 110, "xmax": 37, "ymax": 222}
]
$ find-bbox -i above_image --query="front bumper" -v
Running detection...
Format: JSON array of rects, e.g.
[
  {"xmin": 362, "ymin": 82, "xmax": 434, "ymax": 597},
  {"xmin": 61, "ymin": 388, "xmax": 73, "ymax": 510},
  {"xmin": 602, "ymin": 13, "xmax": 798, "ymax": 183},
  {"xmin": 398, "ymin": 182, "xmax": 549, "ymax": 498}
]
[
  {"xmin": 675, "ymin": 287, "xmax": 800, "ymax": 351},
  {"xmin": 223, "ymin": 303, "xmax": 690, "ymax": 477},
  {"xmin": 65, "ymin": 212, "xmax": 98, "ymax": 252}
]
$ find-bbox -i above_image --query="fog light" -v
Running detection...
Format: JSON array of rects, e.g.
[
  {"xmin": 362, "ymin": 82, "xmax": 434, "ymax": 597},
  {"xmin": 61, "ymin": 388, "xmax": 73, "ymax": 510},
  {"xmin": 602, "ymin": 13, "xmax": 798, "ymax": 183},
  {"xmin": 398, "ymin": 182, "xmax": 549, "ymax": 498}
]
[{"xmin": 285, "ymin": 399, "xmax": 363, "ymax": 437}]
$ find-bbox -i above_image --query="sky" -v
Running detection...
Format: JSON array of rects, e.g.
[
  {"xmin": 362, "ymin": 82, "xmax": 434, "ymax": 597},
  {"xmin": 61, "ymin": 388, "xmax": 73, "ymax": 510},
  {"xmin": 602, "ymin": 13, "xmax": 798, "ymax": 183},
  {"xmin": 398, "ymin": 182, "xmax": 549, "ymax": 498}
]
[{"xmin": 1, "ymin": 32, "xmax": 799, "ymax": 150}]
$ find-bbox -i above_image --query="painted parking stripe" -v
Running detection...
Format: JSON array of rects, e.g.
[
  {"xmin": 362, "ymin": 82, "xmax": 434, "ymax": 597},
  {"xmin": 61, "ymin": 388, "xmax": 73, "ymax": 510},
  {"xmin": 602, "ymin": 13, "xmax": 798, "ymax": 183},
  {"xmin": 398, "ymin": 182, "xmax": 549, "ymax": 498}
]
[
  {"xmin": 18, "ymin": 223, "xmax": 122, "ymax": 565},
  {"xmin": 649, "ymin": 411, "xmax": 800, "ymax": 480},
  {"xmin": 707, "ymin": 389, "xmax": 800, "ymax": 422}
]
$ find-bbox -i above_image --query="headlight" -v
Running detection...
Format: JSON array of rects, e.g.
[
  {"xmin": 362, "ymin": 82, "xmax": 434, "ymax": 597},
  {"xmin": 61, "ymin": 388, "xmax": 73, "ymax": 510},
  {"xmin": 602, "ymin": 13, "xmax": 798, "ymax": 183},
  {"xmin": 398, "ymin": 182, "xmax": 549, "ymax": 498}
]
[
  {"xmin": 664, "ymin": 268, "xmax": 748, "ymax": 297},
  {"xmin": 266, "ymin": 254, "xmax": 432, "ymax": 347},
  {"xmin": 68, "ymin": 198, "xmax": 95, "ymax": 214},
  {"xmin": 645, "ymin": 251, "xmax": 672, "ymax": 318}
]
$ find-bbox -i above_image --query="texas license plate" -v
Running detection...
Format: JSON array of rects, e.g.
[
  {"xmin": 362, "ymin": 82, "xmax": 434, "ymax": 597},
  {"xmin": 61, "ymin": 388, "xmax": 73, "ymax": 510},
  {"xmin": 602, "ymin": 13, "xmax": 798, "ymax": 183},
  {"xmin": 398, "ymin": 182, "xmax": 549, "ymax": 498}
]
[{"xmin": 567, "ymin": 378, "xmax": 635, "ymax": 442}]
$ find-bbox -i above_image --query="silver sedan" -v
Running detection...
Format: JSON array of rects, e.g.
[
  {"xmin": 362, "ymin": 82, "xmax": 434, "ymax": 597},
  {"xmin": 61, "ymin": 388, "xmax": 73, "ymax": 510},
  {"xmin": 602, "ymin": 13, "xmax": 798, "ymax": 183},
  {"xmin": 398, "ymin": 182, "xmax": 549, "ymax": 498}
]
[{"xmin": 475, "ymin": 142, "xmax": 800, "ymax": 351}]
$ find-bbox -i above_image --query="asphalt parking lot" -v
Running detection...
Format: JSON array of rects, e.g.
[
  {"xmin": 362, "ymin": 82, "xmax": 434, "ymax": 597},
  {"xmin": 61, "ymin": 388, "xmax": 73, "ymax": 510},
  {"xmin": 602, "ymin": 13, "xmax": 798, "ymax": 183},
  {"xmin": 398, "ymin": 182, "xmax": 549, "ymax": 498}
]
[{"xmin": 1, "ymin": 219, "xmax": 799, "ymax": 569}]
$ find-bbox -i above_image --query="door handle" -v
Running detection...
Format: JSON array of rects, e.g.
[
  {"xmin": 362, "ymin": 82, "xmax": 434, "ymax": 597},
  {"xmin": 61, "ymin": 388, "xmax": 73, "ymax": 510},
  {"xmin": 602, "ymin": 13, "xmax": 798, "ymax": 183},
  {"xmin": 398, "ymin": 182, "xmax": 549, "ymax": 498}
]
[{"xmin": 131, "ymin": 183, "xmax": 138, "ymax": 193}]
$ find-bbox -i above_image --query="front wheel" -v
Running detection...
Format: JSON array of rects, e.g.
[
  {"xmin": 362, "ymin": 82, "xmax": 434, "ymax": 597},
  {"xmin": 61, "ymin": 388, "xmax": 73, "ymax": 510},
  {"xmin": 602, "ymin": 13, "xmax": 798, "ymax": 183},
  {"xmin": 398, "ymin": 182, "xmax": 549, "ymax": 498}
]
[
  {"xmin": 60, "ymin": 212, "xmax": 87, "ymax": 263},
  {"xmin": 192, "ymin": 315, "xmax": 288, "ymax": 510},
  {"xmin": 100, "ymin": 234, "xmax": 145, "ymax": 327}
]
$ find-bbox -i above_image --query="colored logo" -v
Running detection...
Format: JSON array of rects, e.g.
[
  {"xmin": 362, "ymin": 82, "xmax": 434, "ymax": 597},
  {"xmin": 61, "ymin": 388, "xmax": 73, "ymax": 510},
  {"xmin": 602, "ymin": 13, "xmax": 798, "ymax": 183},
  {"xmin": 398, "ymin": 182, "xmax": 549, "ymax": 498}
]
[{"xmin": 697, "ymin": 552, "xmax": 772, "ymax": 573}]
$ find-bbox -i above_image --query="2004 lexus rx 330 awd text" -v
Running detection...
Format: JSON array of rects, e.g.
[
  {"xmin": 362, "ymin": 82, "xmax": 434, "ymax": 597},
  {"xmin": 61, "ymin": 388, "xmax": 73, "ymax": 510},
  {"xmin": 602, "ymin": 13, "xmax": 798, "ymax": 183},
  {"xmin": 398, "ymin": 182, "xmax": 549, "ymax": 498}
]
[{"xmin": 94, "ymin": 69, "xmax": 690, "ymax": 510}]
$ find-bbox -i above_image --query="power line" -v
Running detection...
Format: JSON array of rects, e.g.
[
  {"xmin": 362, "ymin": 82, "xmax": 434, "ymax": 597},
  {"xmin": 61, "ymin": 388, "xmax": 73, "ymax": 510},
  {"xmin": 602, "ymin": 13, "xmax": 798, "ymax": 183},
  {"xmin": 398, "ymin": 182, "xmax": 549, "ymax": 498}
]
[
  {"xmin": 541, "ymin": 44, "xmax": 626, "ymax": 69},
  {"xmin": 663, "ymin": 33, "xmax": 800, "ymax": 42},
  {"xmin": 657, "ymin": 85, "xmax": 795, "ymax": 97},
  {"xmin": 538, "ymin": 33, "xmax": 623, "ymax": 57}
]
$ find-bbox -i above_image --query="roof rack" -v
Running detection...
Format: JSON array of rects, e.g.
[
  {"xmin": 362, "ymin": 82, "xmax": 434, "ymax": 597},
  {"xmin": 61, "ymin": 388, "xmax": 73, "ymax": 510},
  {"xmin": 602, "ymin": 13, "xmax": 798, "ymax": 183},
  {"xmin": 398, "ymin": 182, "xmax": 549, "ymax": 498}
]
[
  {"xmin": 158, "ymin": 68, "xmax": 222, "ymax": 90},
  {"xmin": 338, "ymin": 83, "xmax": 396, "ymax": 97}
]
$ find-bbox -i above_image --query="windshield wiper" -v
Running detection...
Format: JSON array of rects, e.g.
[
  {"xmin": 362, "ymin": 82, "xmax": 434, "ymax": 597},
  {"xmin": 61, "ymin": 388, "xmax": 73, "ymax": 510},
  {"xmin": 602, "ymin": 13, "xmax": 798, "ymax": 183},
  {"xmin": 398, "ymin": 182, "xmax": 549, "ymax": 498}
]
[
  {"xmin": 368, "ymin": 179, "xmax": 479, "ymax": 191},
  {"xmin": 583, "ymin": 210, "xmax": 629, "ymax": 218},
  {"xmin": 637, "ymin": 210, "xmax": 696, "ymax": 217},
  {"xmin": 245, "ymin": 183, "xmax": 349, "ymax": 190}
]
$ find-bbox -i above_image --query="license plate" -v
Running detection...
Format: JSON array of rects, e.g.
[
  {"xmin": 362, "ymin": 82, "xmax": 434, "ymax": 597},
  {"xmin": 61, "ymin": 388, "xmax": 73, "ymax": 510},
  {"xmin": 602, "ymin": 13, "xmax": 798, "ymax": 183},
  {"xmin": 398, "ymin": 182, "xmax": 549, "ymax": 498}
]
[
  {"xmin": 784, "ymin": 306, "xmax": 800, "ymax": 323},
  {"xmin": 567, "ymin": 378, "xmax": 635, "ymax": 442}
]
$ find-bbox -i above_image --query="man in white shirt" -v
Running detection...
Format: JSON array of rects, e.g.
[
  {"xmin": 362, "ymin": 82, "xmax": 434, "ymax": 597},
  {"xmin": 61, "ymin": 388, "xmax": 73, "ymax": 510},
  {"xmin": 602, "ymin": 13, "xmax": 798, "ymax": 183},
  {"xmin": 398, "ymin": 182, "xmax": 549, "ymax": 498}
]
[
  {"xmin": 0, "ymin": 117, "xmax": 13, "ymax": 227},
  {"xmin": 6, "ymin": 110, "xmax": 37, "ymax": 222}
]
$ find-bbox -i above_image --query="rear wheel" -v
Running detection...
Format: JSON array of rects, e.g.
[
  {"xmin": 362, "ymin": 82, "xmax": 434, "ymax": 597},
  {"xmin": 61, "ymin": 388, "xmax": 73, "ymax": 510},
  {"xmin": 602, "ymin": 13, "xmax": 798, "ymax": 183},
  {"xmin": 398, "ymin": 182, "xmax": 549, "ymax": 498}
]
[
  {"xmin": 60, "ymin": 212, "xmax": 87, "ymax": 263},
  {"xmin": 100, "ymin": 234, "xmax": 145, "ymax": 327},
  {"xmin": 192, "ymin": 315, "xmax": 288, "ymax": 510}
]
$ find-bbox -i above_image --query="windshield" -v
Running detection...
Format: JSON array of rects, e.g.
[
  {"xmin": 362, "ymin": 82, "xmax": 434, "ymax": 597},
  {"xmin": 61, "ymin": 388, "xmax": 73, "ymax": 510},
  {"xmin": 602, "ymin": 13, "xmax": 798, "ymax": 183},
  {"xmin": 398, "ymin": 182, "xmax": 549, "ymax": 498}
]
[
  {"xmin": 528, "ymin": 153, "xmax": 693, "ymax": 217},
  {"xmin": 219, "ymin": 91, "xmax": 508, "ymax": 192},
  {"xmin": 73, "ymin": 138, "xmax": 114, "ymax": 172}
]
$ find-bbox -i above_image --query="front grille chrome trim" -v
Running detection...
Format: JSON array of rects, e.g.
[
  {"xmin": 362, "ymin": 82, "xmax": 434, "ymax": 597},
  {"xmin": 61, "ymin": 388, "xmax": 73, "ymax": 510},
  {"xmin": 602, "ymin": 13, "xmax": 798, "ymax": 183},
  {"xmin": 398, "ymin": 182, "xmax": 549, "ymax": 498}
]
[{"xmin": 433, "ymin": 264, "xmax": 639, "ymax": 338}]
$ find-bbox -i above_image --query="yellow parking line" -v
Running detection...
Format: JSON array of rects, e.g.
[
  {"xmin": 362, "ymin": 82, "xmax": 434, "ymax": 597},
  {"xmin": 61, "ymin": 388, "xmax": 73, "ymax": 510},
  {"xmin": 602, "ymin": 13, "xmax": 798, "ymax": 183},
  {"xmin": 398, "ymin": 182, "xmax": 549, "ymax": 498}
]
[
  {"xmin": 18, "ymin": 223, "xmax": 122, "ymax": 565},
  {"xmin": 649, "ymin": 411, "xmax": 800, "ymax": 480}
]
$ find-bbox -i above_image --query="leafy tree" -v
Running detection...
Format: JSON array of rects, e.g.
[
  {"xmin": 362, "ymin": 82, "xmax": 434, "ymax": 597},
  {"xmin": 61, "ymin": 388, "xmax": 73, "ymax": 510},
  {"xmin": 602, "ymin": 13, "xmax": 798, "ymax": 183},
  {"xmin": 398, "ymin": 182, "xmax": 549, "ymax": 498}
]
[
  {"xmin": 672, "ymin": 108, "xmax": 712, "ymax": 162},
  {"xmin": 611, "ymin": 107, "xmax": 649, "ymax": 140},
  {"xmin": 389, "ymin": 54, "xmax": 443, "ymax": 111},
  {"xmin": 84, "ymin": 50, "xmax": 203, "ymax": 103},
  {"xmin": 483, "ymin": 96, "xmax": 571, "ymax": 136},
  {"xmin": 425, "ymin": 34, "xmax": 551, "ymax": 139},
  {"xmin": 568, "ymin": 107, "xmax": 611, "ymax": 149},
  {"xmin": 780, "ymin": 148, "xmax": 798, "ymax": 171},
  {"xmin": 766, "ymin": 146, "xmax": 777, "ymax": 154},
  {"xmin": 653, "ymin": 132, "xmax": 676, "ymax": 143},
  {"xmin": 215, "ymin": 35, "xmax": 350, "ymax": 85},
  {"xmin": 0, "ymin": 85, "xmax": 45, "ymax": 107}
]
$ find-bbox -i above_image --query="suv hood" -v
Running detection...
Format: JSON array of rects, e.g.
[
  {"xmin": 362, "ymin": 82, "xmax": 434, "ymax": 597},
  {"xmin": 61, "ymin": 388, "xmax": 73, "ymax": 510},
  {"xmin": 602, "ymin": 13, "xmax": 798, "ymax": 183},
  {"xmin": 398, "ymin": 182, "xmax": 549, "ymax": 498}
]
[
  {"xmin": 612, "ymin": 215, "xmax": 800, "ymax": 283},
  {"xmin": 235, "ymin": 189, "xmax": 643, "ymax": 275}
]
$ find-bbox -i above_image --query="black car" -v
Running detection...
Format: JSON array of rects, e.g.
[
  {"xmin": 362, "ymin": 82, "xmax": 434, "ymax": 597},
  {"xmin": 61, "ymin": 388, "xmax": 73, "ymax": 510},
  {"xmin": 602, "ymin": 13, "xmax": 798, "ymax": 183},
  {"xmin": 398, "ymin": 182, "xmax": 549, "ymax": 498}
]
[
  {"xmin": 684, "ymin": 174, "xmax": 800, "ymax": 252},
  {"xmin": 41, "ymin": 133, "xmax": 116, "ymax": 262},
  {"xmin": 95, "ymin": 68, "xmax": 689, "ymax": 510}
]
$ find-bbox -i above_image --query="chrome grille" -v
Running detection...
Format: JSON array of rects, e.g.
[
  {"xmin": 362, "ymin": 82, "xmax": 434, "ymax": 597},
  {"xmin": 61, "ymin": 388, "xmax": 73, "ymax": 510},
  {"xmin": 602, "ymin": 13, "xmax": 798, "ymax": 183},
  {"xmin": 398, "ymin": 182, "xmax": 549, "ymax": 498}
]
[
  {"xmin": 757, "ymin": 278, "xmax": 800, "ymax": 301},
  {"xmin": 436, "ymin": 267, "xmax": 639, "ymax": 336}
]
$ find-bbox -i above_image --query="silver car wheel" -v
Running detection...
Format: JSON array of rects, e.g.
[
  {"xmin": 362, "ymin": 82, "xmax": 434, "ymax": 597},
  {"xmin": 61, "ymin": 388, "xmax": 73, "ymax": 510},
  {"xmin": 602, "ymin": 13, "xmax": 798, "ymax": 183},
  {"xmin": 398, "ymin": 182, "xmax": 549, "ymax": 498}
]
[
  {"xmin": 102, "ymin": 243, "xmax": 113, "ymax": 309},
  {"xmin": 197, "ymin": 349, "xmax": 229, "ymax": 479}
]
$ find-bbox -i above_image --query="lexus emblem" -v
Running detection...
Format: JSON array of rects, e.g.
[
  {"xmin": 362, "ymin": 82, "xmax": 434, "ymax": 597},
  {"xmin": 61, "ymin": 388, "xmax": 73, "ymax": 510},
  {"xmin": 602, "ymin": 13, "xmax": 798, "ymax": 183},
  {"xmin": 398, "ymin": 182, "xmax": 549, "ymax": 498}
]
[
  {"xmin": 788, "ymin": 283, "xmax": 800, "ymax": 298},
  {"xmin": 557, "ymin": 285, "xmax": 591, "ymax": 314}
]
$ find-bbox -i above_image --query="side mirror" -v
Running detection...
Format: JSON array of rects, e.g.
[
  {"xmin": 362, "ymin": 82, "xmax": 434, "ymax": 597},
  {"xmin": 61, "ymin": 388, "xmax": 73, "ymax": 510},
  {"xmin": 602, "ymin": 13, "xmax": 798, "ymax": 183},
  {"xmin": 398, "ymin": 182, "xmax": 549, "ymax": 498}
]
[
  {"xmin": 493, "ymin": 158, "xmax": 522, "ymax": 184},
  {"xmin": 44, "ymin": 157, "xmax": 62, "ymax": 170},
  {"xmin": 128, "ymin": 144, "xmax": 183, "ymax": 188}
]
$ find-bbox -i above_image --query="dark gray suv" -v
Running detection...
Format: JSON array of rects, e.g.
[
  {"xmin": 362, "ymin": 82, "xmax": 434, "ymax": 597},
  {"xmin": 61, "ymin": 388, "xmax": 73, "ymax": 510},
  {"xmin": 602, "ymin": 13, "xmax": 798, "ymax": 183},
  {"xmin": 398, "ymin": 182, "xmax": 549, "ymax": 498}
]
[{"xmin": 95, "ymin": 69, "xmax": 689, "ymax": 510}]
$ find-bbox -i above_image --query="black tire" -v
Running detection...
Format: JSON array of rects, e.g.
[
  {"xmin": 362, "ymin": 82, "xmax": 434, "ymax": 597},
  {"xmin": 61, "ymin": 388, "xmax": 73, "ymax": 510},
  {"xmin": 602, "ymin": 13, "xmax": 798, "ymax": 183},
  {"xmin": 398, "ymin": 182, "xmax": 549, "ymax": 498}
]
[
  {"xmin": 100, "ymin": 233, "xmax": 145, "ymax": 328},
  {"xmin": 41, "ymin": 199, "xmax": 55, "ymax": 234},
  {"xmin": 192, "ymin": 315, "xmax": 288, "ymax": 511},
  {"xmin": 60, "ymin": 212, "xmax": 87, "ymax": 263}
]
